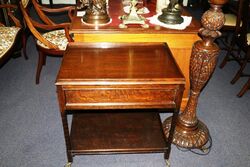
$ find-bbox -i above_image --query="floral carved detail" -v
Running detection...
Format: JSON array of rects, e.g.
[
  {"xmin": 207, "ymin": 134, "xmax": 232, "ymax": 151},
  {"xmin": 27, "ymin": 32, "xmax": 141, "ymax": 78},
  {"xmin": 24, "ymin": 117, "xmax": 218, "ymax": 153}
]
[
  {"xmin": 189, "ymin": 41, "xmax": 219, "ymax": 92},
  {"xmin": 178, "ymin": 40, "xmax": 219, "ymax": 126},
  {"xmin": 163, "ymin": 117, "xmax": 209, "ymax": 148},
  {"xmin": 201, "ymin": 8, "xmax": 225, "ymax": 31}
]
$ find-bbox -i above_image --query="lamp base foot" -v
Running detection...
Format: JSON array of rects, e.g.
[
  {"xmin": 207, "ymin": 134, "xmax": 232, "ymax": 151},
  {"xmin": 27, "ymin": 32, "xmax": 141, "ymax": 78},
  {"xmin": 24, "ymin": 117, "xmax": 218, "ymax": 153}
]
[{"xmin": 163, "ymin": 116, "xmax": 209, "ymax": 149}]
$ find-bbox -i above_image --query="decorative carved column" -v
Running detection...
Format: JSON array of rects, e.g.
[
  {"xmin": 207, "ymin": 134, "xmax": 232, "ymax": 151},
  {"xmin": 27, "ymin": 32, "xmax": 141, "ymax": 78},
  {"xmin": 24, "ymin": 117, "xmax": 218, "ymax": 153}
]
[{"xmin": 163, "ymin": 0, "xmax": 228, "ymax": 148}]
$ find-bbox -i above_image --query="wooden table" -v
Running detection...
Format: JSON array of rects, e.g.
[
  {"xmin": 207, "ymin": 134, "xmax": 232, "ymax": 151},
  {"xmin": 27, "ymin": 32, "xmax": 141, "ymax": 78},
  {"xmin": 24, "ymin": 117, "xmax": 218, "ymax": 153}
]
[
  {"xmin": 56, "ymin": 42, "xmax": 185, "ymax": 166},
  {"xmin": 70, "ymin": 0, "xmax": 201, "ymax": 110}
]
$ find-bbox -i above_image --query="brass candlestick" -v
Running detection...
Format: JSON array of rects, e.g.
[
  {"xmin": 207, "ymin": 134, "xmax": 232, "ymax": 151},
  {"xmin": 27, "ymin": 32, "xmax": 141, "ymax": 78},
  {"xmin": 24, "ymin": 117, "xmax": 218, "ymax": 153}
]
[
  {"xmin": 119, "ymin": 0, "xmax": 149, "ymax": 28},
  {"xmin": 158, "ymin": 0, "xmax": 183, "ymax": 24},
  {"xmin": 163, "ymin": 0, "xmax": 228, "ymax": 149}
]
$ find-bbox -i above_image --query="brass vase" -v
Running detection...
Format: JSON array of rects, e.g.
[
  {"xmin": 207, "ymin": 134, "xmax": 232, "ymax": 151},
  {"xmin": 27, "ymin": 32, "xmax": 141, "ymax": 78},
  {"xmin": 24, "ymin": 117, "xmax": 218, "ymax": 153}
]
[{"xmin": 82, "ymin": 0, "xmax": 110, "ymax": 25}]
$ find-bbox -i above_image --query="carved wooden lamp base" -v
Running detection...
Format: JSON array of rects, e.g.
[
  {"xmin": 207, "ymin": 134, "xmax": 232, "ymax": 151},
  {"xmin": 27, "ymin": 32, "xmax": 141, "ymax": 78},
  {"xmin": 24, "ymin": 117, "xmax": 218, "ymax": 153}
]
[
  {"xmin": 163, "ymin": 117, "xmax": 209, "ymax": 148},
  {"xmin": 162, "ymin": 0, "xmax": 228, "ymax": 150}
]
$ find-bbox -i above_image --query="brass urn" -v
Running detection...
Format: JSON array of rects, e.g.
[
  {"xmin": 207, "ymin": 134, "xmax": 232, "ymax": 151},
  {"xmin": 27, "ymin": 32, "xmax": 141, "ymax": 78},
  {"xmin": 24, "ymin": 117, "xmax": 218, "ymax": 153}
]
[
  {"xmin": 158, "ymin": 0, "xmax": 183, "ymax": 24},
  {"xmin": 82, "ymin": 0, "xmax": 111, "ymax": 25}
]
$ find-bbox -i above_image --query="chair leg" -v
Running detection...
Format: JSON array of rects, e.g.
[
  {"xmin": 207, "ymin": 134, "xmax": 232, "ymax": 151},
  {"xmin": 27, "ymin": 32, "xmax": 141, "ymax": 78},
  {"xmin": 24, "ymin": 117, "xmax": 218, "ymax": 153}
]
[
  {"xmin": 237, "ymin": 78, "xmax": 250, "ymax": 97},
  {"xmin": 219, "ymin": 37, "xmax": 237, "ymax": 69},
  {"xmin": 231, "ymin": 50, "xmax": 250, "ymax": 84},
  {"xmin": 231, "ymin": 61, "xmax": 247, "ymax": 84},
  {"xmin": 36, "ymin": 50, "xmax": 46, "ymax": 84},
  {"xmin": 43, "ymin": 55, "xmax": 46, "ymax": 65},
  {"xmin": 220, "ymin": 51, "xmax": 230, "ymax": 68},
  {"xmin": 22, "ymin": 32, "xmax": 28, "ymax": 60}
]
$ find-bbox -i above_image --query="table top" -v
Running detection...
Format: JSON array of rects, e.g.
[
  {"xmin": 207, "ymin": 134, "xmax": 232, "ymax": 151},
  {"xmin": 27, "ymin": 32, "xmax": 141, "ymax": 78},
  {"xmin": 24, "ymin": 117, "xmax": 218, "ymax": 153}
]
[
  {"xmin": 56, "ymin": 42, "xmax": 185, "ymax": 85},
  {"xmin": 70, "ymin": 0, "xmax": 201, "ymax": 34}
]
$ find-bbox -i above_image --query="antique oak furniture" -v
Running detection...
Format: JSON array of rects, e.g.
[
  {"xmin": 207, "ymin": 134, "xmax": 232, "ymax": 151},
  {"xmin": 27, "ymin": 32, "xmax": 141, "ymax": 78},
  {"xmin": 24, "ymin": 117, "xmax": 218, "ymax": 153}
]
[
  {"xmin": 56, "ymin": 42, "xmax": 185, "ymax": 166},
  {"xmin": 20, "ymin": 0, "xmax": 75, "ymax": 84},
  {"xmin": 69, "ymin": 0, "xmax": 229, "ymax": 150},
  {"xmin": 70, "ymin": 0, "xmax": 201, "ymax": 110}
]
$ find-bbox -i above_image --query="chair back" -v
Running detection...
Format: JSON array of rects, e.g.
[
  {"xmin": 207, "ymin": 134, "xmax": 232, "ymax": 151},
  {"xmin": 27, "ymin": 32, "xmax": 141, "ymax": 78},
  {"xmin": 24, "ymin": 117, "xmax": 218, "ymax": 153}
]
[
  {"xmin": 0, "ymin": 3, "xmax": 23, "ymax": 66},
  {"xmin": 0, "ymin": 3, "xmax": 21, "ymax": 27},
  {"xmin": 235, "ymin": 0, "xmax": 249, "ymax": 33},
  {"xmin": 234, "ymin": 0, "xmax": 245, "ymax": 33},
  {"xmin": 31, "ymin": 0, "xmax": 56, "ymax": 25},
  {"xmin": 223, "ymin": 0, "xmax": 245, "ymax": 30},
  {"xmin": 19, "ymin": 0, "xmax": 59, "ymax": 49},
  {"xmin": 238, "ymin": 0, "xmax": 250, "ymax": 46},
  {"xmin": 234, "ymin": 0, "xmax": 250, "ymax": 51}
]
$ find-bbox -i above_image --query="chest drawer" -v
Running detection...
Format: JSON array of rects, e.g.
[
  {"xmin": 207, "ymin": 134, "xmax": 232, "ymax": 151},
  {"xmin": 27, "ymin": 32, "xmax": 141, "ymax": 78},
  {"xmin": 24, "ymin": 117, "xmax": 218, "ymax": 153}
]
[{"xmin": 62, "ymin": 85, "xmax": 182, "ymax": 110}]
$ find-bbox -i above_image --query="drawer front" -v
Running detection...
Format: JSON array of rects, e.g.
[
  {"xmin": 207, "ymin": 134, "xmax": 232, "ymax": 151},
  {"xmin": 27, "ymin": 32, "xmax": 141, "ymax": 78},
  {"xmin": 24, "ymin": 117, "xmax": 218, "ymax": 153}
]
[{"xmin": 63, "ymin": 86, "xmax": 180, "ymax": 109}]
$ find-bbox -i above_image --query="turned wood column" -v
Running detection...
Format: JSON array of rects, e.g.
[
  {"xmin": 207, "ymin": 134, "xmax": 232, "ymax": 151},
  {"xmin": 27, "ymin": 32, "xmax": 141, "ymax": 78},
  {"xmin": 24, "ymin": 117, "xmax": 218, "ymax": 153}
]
[{"xmin": 163, "ymin": 0, "xmax": 228, "ymax": 148}]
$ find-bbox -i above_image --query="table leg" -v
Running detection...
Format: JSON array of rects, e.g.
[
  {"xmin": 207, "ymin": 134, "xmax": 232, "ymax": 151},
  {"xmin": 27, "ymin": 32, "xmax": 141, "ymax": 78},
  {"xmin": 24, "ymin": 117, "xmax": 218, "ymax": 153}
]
[
  {"xmin": 57, "ymin": 87, "xmax": 73, "ymax": 163},
  {"xmin": 164, "ymin": 108, "xmax": 180, "ymax": 160},
  {"xmin": 163, "ymin": 0, "xmax": 228, "ymax": 149},
  {"xmin": 61, "ymin": 111, "xmax": 73, "ymax": 163},
  {"xmin": 163, "ymin": 86, "xmax": 184, "ymax": 165}
]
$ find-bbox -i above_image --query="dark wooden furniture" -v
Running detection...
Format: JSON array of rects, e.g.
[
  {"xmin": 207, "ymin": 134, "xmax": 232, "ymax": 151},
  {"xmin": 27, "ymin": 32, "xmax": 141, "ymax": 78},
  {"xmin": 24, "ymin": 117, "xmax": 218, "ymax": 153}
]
[
  {"xmin": 230, "ymin": 0, "xmax": 250, "ymax": 97},
  {"xmin": 70, "ymin": 0, "xmax": 201, "ymax": 110},
  {"xmin": 19, "ymin": 0, "xmax": 75, "ymax": 84},
  {"xmin": 0, "ymin": 2, "xmax": 27, "ymax": 67},
  {"xmin": 237, "ymin": 78, "xmax": 250, "ymax": 97},
  {"xmin": 218, "ymin": 0, "xmax": 245, "ymax": 52},
  {"xmin": 0, "ymin": 0, "xmax": 9, "ymax": 25},
  {"xmin": 164, "ymin": 0, "xmax": 229, "ymax": 149},
  {"xmin": 56, "ymin": 42, "xmax": 185, "ymax": 166},
  {"xmin": 222, "ymin": 0, "xmax": 250, "ymax": 97}
]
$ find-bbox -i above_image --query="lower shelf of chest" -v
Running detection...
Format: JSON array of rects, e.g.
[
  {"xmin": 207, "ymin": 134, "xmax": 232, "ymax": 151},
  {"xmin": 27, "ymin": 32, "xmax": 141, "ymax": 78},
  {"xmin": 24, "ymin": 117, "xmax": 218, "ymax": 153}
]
[{"xmin": 69, "ymin": 111, "xmax": 168, "ymax": 155}]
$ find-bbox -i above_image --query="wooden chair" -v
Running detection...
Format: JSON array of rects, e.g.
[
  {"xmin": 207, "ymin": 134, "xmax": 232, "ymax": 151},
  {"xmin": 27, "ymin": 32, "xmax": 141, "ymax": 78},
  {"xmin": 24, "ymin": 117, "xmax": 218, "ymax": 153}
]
[
  {"xmin": 217, "ymin": 0, "xmax": 244, "ymax": 54},
  {"xmin": 220, "ymin": 0, "xmax": 250, "ymax": 97},
  {"xmin": 237, "ymin": 78, "xmax": 250, "ymax": 97},
  {"xmin": 19, "ymin": 0, "xmax": 75, "ymax": 84},
  {"xmin": 0, "ymin": 2, "xmax": 27, "ymax": 67}
]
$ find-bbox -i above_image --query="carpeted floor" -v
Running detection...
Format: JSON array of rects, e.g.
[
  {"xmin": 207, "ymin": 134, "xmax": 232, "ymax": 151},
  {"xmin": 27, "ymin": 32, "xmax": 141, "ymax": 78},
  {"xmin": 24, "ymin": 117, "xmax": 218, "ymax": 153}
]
[{"xmin": 0, "ymin": 5, "xmax": 250, "ymax": 167}]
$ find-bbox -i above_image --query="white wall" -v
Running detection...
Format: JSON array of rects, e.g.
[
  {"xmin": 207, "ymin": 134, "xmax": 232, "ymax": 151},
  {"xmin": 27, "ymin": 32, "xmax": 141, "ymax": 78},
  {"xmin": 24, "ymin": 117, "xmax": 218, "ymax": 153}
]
[{"xmin": 41, "ymin": 0, "xmax": 76, "ymax": 4}]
